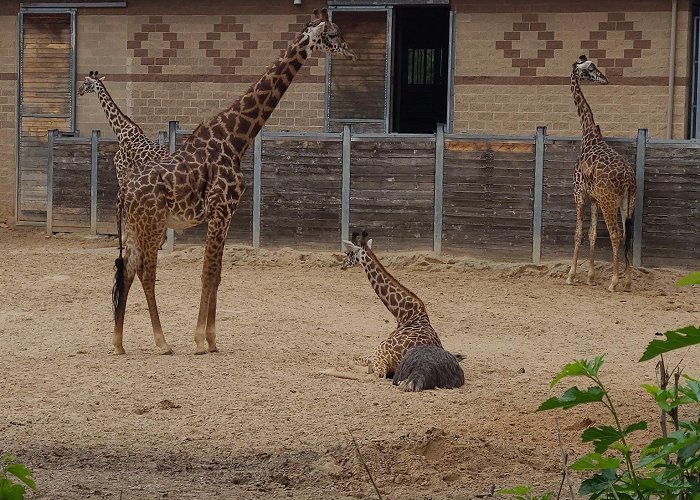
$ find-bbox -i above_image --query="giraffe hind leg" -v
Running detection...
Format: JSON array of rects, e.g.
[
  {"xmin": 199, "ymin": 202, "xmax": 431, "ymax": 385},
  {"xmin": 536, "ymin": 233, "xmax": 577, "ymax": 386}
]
[
  {"xmin": 587, "ymin": 202, "xmax": 598, "ymax": 285},
  {"xmin": 600, "ymin": 202, "xmax": 622, "ymax": 292},
  {"xmin": 566, "ymin": 199, "xmax": 585, "ymax": 285},
  {"xmin": 137, "ymin": 236, "xmax": 173, "ymax": 354},
  {"xmin": 113, "ymin": 240, "xmax": 138, "ymax": 355}
]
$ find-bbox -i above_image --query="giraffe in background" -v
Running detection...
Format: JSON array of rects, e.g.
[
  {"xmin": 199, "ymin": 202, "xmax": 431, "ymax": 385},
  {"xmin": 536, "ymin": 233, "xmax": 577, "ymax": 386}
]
[
  {"xmin": 342, "ymin": 231, "xmax": 443, "ymax": 378},
  {"xmin": 77, "ymin": 71, "xmax": 169, "ymax": 293},
  {"xmin": 566, "ymin": 55, "xmax": 636, "ymax": 292},
  {"xmin": 111, "ymin": 9, "xmax": 356, "ymax": 355}
]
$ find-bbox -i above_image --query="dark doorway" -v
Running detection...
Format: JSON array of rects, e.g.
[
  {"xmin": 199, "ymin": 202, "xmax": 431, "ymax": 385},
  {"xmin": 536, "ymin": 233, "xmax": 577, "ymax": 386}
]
[{"xmin": 392, "ymin": 7, "xmax": 450, "ymax": 133}]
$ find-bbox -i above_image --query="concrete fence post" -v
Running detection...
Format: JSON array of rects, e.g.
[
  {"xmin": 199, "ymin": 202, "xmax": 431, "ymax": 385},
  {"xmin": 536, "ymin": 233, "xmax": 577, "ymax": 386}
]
[
  {"xmin": 433, "ymin": 123, "xmax": 445, "ymax": 253},
  {"xmin": 532, "ymin": 126, "xmax": 546, "ymax": 263},
  {"xmin": 633, "ymin": 128, "xmax": 647, "ymax": 268}
]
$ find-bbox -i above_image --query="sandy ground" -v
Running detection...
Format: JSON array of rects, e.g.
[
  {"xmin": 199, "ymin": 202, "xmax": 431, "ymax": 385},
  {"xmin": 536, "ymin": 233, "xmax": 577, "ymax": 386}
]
[{"xmin": 1, "ymin": 226, "xmax": 698, "ymax": 499}]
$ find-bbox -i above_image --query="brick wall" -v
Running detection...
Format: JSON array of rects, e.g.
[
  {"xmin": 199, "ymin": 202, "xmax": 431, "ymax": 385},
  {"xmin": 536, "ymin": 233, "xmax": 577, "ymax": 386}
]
[
  {"xmin": 76, "ymin": 5, "xmax": 328, "ymax": 140},
  {"xmin": 452, "ymin": 0, "xmax": 691, "ymax": 138},
  {"xmin": 0, "ymin": 14, "xmax": 16, "ymax": 223}
]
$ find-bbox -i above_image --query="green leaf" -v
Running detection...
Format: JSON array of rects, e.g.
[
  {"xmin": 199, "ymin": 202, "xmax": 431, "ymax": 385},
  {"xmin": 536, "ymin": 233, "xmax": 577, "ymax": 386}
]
[
  {"xmin": 538, "ymin": 386, "xmax": 605, "ymax": 411},
  {"xmin": 639, "ymin": 326, "xmax": 700, "ymax": 361},
  {"xmin": 679, "ymin": 375, "xmax": 700, "ymax": 403},
  {"xmin": 570, "ymin": 452, "xmax": 621, "ymax": 471},
  {"xmin": 550, "ymin": 356, "xmax": 604, "ymax": 387},
  {"xmin": 579, "ymin": 469, "xmax": 618, "ymax": 495},
  {"xmin": 582, "ymin": 426, "xmax": 623, "ymax": 453},
  {"xmin": 496, "ymin": 485, "xmax": 531, "ymax": 495},
  {"xmin": 678, "ymin": 436, "xmax": 700, "ymax": 461},
  {"xmin": 5, "ymin": 463, "xmax": 35, "ymax": 490},
  {"xmin": 0, "ymin": 480, "xmax": 26, "ymax": 500},
  {"xmin": 581, "ymin": 422, "xmax": 647, "ymax": 454},
  {"xmin": 675, "ymin": 272, "xmax": 700, "ymax": 286}
]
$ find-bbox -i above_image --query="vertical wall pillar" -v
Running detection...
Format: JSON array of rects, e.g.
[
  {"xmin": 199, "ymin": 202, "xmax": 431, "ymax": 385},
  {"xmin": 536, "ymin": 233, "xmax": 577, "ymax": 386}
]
[
  {"xmin": 253, "ymin": 132, "xmax": 262, "ymax": 248},
  {"xmin": 433, "ymin": 124, "xmax": 445, "ymax": 253},
  {"xmin": 90, "ymin": 129, "xmax": 100, "ymax": 235},
  {"xmin": 532, "ymin": 126, "xmax": 546, "ymax": 264},
  {"xmin": 633, "ymin": 128, "xmax": 647, "ymax": 268},
  {"xmin": 163, "ymin": 120, "xmax": 178, "ymax": 251},
  {"xmin": 341, "ymin": 124, "xmax": 351, "ymax": 249}
]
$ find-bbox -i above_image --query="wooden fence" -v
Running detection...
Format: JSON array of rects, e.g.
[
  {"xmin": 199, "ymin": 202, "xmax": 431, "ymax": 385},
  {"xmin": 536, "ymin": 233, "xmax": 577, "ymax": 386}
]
[{"xmin": 46, "ymin": 123, "xmax": 700, "ymax": 268}]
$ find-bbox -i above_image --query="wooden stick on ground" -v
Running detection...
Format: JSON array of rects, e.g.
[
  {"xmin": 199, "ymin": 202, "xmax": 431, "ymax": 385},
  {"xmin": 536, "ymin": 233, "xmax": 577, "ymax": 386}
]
[{"xmin": 348, "ymin": 429, "xmax": 383, "ymax": 500}]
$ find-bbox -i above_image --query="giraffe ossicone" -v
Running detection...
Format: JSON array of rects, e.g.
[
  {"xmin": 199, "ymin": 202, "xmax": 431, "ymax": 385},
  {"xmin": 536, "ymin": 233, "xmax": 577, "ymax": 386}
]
[
  {"xmin": 566, "ymin": 54, "xmax": 636, "ymax": 292},
  {"xmin": 103, "ymin": 10, "xmax": 355, "ymax": 355}
]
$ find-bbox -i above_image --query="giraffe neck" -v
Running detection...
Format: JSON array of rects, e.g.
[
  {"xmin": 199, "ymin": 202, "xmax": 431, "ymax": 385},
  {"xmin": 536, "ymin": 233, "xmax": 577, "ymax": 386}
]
[
  {"xmin": 184, "ymin": 33, "xmax": 310, "ymax": 159},
  {"xmin": 570, "ymin": 71, "xmax": 601, "ymax": 150},
  {"xmin": 360, "ymin": 250, "xmax": 427, "ymax": 324},
  {"xmin": 95, "ymin": 83, "xmax": 144, "ymax": 144}
]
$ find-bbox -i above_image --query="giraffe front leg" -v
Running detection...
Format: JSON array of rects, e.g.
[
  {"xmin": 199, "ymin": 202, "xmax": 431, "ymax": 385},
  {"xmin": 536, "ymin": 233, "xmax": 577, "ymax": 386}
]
[
  {"xmin": 137, "ymin": 238, "xmax": 173, "ymax": 355},
  {"xmin": 194, "ymin": 220, "xmax": 229, "ymax": 355},
  {"xmin": 587, "ymin": 202, "xmax": 598, "ymax": 285},
  {"xmin": 353, "ymin": 354, "xmax": 373, "ymax": 373},
  {"xmin": 205, "ymin": 284, "xmax": 219, "ymax": 353},
  {"xmin": 566, "ymin": 200, "xmax": 585, "ymax": 285},
  {"xmin": 601, "ymin": 204, "xmax": 621, "ymax": 292}
]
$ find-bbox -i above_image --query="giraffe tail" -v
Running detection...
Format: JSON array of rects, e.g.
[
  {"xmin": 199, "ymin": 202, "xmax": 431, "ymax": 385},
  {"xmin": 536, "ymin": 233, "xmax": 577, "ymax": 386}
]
[
  {"xmin": 112, "ymin": 202, "xmax": 125, "ymax": 322},
  {"xmin": 623, "ymin": 188, "xmax": 634, "ymax": 269}
]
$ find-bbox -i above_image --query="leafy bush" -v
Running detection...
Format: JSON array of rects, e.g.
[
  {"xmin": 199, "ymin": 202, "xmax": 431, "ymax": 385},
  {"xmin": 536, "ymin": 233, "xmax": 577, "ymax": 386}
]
[
  {"xmin": 0, "ymin": 455, "xmax": 35, "ymax": 500},
  {"xmin": 499, "ymin": 272, "xmax": 700, "ymax": 499}
]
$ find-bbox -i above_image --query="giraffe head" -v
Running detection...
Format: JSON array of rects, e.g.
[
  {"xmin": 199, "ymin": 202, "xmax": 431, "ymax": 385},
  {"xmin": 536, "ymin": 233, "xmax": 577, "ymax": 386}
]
[
  {"xmin": 341, "ymin": 230, "xmax": 372, "ymax": 269},
  {"xmin": 77, "ymin": 70, "xmax": 106, "ymax": 96},
  {"xmin": 305, "ymin": 8, "xmax": 357, "ymax": 60},
  {"xmin": 572, "ymin": 55, "xmax": 608, "ymax": 85}
]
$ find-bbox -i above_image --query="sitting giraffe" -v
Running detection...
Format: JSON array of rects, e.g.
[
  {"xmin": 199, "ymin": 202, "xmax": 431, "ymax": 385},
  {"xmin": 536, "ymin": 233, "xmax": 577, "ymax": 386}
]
[
  {"xmin": 111, "ymin": 10, "xmax": 355, "ymax": 355},
  {"xmin": 566, "ymin": 55, "xmax": 637, "ymax": 292},
  {"xmin": 77, "ymin": 71, "xmax": 168, "ymax": 253},
  {"xmin": 342, "ymin": 231, "xmax": 443, "ymax": 378}
]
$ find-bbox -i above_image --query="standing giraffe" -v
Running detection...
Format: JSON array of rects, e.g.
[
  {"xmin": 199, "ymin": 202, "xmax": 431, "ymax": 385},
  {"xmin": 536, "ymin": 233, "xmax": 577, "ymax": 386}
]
[
  {"xmin": 341, "ymin": 231, "xmax": 443, "ymax": 378},
  {"xmin": 77, "ymin": 71, "xmax": 169, "ymax": 254},
  {"xmin": 112, "ymin": 9, "xmax": 356, "ymax": 355},
  {"xmin": 565, "ymin": 55, "xmax": 636, "ymax": 292}
]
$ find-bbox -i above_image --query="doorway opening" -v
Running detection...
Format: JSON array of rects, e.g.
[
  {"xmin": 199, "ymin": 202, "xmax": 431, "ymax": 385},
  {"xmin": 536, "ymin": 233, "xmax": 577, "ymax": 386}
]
[{"xmin": 392, "ymin": 6, "xmax": 450, "ymax": 133}]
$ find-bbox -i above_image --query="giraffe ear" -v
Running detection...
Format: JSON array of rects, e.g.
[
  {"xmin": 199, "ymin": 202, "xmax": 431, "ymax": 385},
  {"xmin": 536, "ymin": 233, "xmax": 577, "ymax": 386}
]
[
  {"xmin": 320, "ymin": 8, "xmax": 330, "ymax": 23},
  {"xmin": 312, "ymin": 9, "xmax": 320, "ymax": 19},
  {"xmin": 342, "ymin": 240, "xmax": 361, "ymax": 253},
  {"xmin": 98, "ymin": 76, "xmax": 106, "ymax": 82},
  {"xmin": 365, "ymin": 239, "xmax": 373, "ymax": 249}
]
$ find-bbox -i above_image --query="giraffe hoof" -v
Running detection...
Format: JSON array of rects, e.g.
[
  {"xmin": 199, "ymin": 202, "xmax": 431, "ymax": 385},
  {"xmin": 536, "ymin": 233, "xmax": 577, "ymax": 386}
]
[
  {"xmin": 607, "ymin": 284, "xmax": 616, "ymax": 292},
  {"xmin": 113, "ymin": 347, "xmax": 126, "ymax": 355},
  {"xmin": 160, "ymin": 347, "xmax": 174, "ymax": 355},
  {"xmin": 194, "ymin": 349, "xmax": 208, "ymax": 355},
  {"xmin": 565, "ymin": 276, "xmax": 575, "ymax": 285},
  {"xmin": 208, "ymin": 346, "xmax": 219, "ymax": 353}
]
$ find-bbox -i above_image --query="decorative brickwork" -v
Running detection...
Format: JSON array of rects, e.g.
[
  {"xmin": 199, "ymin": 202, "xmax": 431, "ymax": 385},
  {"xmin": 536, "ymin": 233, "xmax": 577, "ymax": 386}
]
[
  {"xmin": 127, "ymin": 16, "xmax": 183, "ymax": 74},
  {"xmin": 580, "ymin": 12, "xmax": 652, "ymax": 78},
  {"xmin": 497, "ymin": 14, "xmax": 564, "ymax": 77}
]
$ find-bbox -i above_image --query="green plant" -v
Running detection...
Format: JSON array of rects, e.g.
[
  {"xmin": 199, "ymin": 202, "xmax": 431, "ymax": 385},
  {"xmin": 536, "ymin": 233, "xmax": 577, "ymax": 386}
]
[
  {"xmin": 496, "ymin": 485, "xmax": 553, "ymax": 500},
  {"xmin": 537, "ymin": 356, "xmax": 700, "ymax": 499},
  {"xmin": 0, "ymin": 455, "xmax": 35, "ymax": 500},
  {"xmin": 499, "ymin": 271, "xmax": 700, "ymax": 499}
]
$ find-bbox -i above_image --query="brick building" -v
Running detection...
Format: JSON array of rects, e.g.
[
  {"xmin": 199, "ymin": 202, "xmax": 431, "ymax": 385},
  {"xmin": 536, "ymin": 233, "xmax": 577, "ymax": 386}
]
[{"xmin": 0, "ymin": 0, "xmax": 695, "ymax": 224}]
